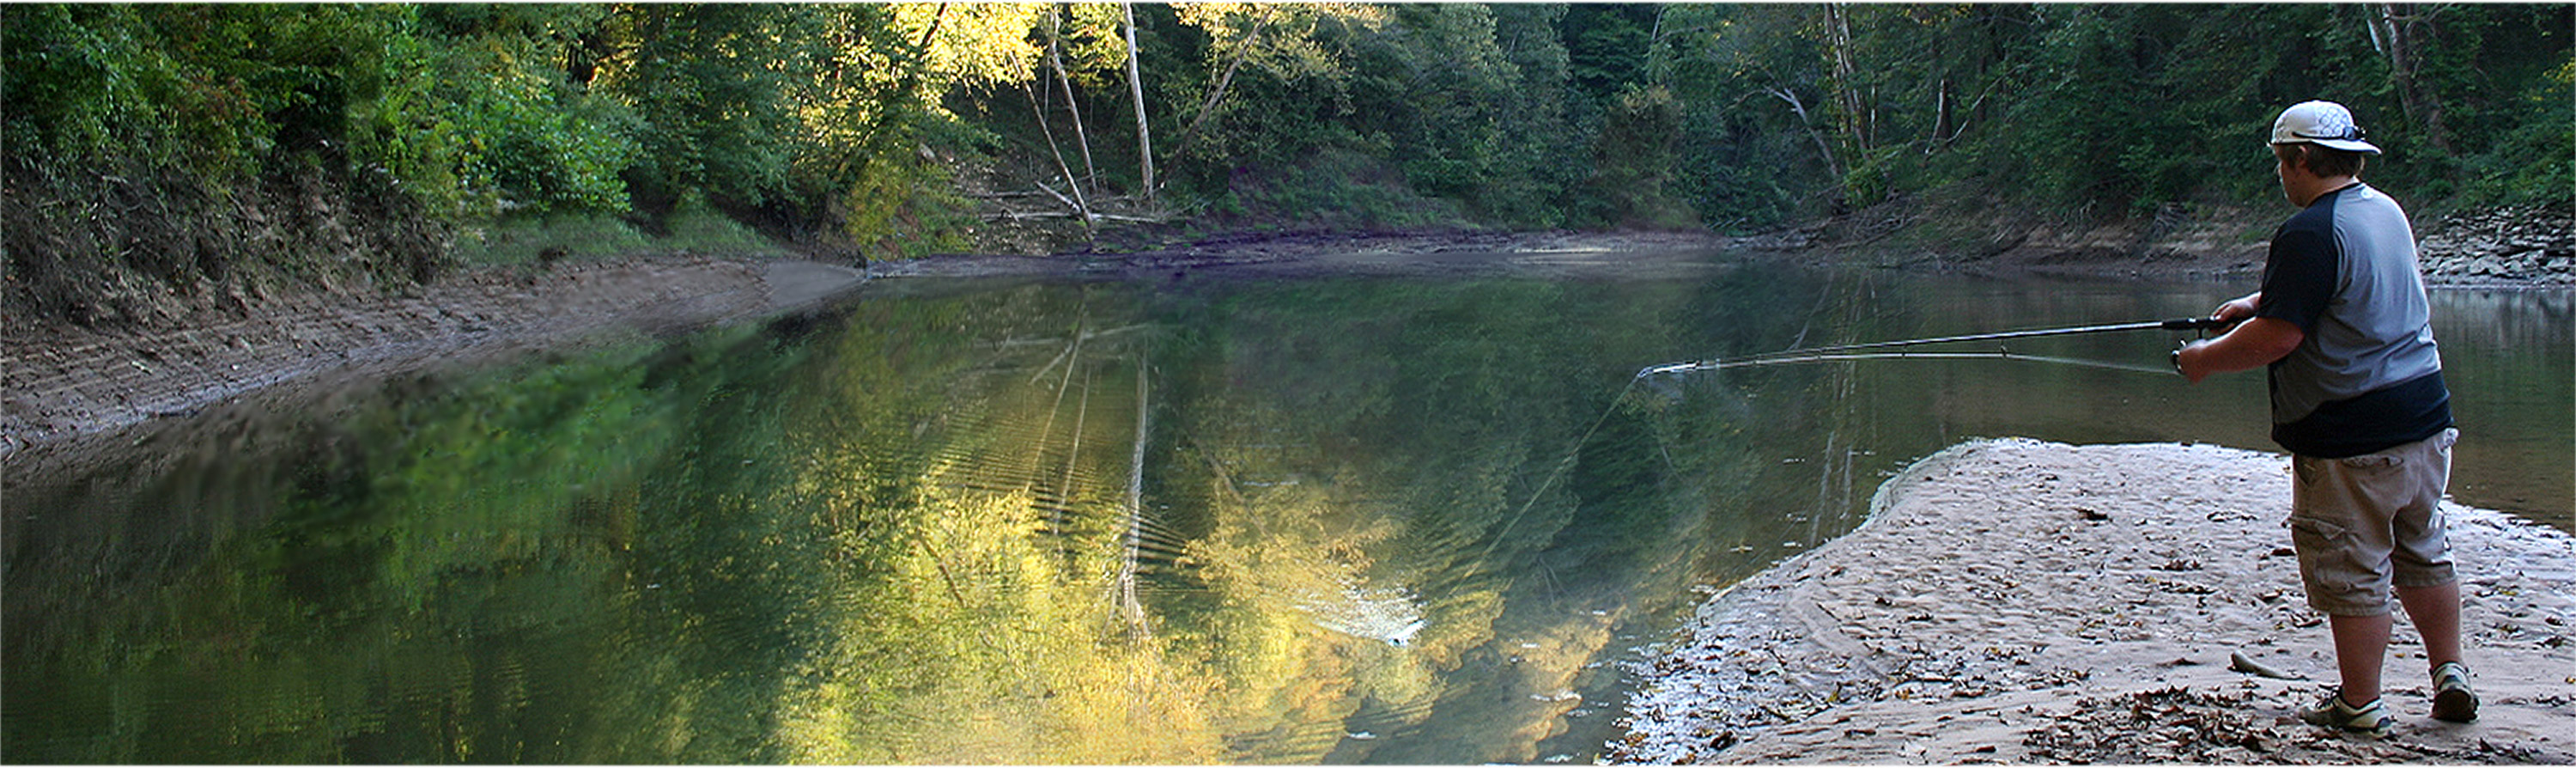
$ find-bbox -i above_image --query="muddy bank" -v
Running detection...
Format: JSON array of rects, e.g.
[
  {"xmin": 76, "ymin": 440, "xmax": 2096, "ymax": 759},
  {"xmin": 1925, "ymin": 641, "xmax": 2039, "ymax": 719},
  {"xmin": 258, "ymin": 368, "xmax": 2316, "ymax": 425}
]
[
  {"xmin": 1613, "ymin": 439, "xmax": 2576, "ymax": 765},
  {"xmin": 2, "ymin": 258, "xmax": 866, "ymax": 460}
]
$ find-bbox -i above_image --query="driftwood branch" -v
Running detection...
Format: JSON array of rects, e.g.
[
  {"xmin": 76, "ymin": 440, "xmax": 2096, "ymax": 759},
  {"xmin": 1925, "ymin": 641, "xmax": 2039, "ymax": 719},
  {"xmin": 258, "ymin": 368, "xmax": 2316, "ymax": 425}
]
[
  {"xmin": 1036, "ymin": 181, "xmax": 1088, "ymax": 216},
  {"xmin": 978, "ymin": 181, "xmax": 1174, "ymax": 224},
  {"xmin": 981, "ymin": 210, "xmax": 1081, "ymax": 222},
  {"xmin": 977, "ymin": 210, "xmax": 1172, "ymax": 224}
]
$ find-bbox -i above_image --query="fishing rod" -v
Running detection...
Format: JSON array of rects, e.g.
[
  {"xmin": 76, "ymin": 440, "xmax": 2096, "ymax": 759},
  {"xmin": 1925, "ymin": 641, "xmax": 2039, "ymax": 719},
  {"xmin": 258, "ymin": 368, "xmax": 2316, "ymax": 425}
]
[
  {"xmin": 1639, "ymin": 316, "xmax": 2233, "ymax": 378},
  {"xmin": 1686, "ymin": 350, "xmax": 2180, "ymax": 375}
]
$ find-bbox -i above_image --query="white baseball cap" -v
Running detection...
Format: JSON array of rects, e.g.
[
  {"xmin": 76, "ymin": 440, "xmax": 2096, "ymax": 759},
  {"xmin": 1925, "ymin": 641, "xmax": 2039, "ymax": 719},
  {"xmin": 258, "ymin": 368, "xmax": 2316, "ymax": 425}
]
[{"xmin": 2270, "ymin": 101, "xmax": 2381, "ymax": 154}]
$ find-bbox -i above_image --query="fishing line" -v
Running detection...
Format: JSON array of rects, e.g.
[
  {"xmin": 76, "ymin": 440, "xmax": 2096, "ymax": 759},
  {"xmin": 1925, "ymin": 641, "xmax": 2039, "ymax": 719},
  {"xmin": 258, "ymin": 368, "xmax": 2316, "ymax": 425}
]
[
  {"xmin": 1640, "ymin": 316, "xmax": 2228, "ymax": 377},
  {"xmin": 1476, "ymin": 375, "xmax": 1644, "ymax": 565},
  {"xmin": 1484, "ymin": 316, "xmax": 2223, "ymax": 569}
]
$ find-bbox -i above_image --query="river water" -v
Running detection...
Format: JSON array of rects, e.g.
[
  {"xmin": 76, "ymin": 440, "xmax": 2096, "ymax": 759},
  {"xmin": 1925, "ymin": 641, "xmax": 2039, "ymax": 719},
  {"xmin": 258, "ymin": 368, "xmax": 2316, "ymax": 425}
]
[{"xmin": 5, "ymin": 260, "xmax": 2567, "ymax": 763}]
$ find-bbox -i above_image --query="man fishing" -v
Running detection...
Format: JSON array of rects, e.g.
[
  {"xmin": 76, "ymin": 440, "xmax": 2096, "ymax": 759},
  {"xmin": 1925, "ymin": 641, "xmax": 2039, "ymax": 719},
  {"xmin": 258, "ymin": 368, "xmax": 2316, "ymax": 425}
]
[{"xmin": 2172, "ymin": 100, "xmax": 2474, "ymax": 737}]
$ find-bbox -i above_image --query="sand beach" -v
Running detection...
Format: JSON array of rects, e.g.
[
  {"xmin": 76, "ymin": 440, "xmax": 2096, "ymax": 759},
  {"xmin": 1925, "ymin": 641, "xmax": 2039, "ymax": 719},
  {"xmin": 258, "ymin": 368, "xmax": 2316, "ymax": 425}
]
[{"xmin": 1616, "ymin": 439, "xmax": 2576, "ymax": 764}]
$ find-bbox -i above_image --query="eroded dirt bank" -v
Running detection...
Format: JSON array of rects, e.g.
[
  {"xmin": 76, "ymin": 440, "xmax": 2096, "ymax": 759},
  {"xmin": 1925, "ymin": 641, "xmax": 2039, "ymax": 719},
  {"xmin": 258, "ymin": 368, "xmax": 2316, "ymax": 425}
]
[
  {"xmin": 1613, "ymin": 439, "xmax": 2576, "ymax": 765},
  {"xmin": 2, "ymin": 258, "xmax": 867, "ymax": 460}
]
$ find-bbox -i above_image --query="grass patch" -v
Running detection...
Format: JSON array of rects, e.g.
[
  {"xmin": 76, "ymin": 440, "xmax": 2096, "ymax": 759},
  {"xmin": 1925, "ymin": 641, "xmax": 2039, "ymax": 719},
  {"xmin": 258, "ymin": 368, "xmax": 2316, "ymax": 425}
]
[
  {"xmin": 453, "ymin": 198, "xmax": 789, "ymax": 267},
  {"xmin": 453, "ymin": 213, "xmax": 653, "ymax": 266},
  {"xmin": 661, "ymin": 199, "xmax": 788, "ymax": 258},
  {"xmin": 1232, "ymin": 149, "xmax": 1477, "ymax": 231}
]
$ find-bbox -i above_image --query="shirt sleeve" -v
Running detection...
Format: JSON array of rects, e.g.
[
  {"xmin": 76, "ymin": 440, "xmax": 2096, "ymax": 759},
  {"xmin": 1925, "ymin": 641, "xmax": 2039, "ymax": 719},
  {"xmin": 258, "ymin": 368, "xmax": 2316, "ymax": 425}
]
[{"xmin": 2257, "ymin": 223, "xmax": 2337, "ymax": 333}]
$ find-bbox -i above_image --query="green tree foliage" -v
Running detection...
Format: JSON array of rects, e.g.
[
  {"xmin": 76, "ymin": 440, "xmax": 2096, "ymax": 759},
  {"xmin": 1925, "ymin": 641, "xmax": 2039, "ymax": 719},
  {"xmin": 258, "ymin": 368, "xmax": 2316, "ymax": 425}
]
[
  {"xmin": 1352, "ymin": 4, "xmax": 1576, "ymax": 226},
  {"xmin": 1563, "ymin": 3, "xmax": 1657, "ymax": 101},
  {"xmin": 1148, "ymin": 5, "xmax": 1387, "ymax": 197},
  {"xmin": 2384, "ymin": 3, "xmax": 2575, "ymax": 207},
  {"xmin": 1991, "ymin": 5, "xmax": 2362, "ymax": 210},
  {"xmin": 6, "ymin": 3, "xmax": 2570, "ymax": 327},
  {"xmin": 605, "ymin": 4, "xmax": 811, "ymax": 219},
  {"xmin": 1651, "ymin": 4, "xmax": 1843, "ymax": 227},
  {"xmin": 1586, "ymin": 85, "xmax": 1698, "ymax": 228},
  {"xmin": 416, "ymin": 4, "xmax": 639, "ymax": 216},
  {"xmin": 4, "ymin": 4, "xmax": 460, "ymax": 324}
]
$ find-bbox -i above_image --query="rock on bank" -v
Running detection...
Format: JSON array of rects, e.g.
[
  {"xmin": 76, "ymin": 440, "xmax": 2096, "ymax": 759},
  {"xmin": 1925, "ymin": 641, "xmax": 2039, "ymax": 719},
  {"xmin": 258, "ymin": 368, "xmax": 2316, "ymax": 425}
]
[{"xmin": 1613, "ymin": 439, "xmax": 2576, "ymax": 765}]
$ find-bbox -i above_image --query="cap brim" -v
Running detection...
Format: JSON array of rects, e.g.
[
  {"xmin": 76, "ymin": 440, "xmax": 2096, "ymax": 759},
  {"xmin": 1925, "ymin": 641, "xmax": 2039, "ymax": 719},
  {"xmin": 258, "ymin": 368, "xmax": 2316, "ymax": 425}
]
[
  {"xmin": 2272, "ymin": 137, "xmax": 2383, "ymax": 155},
  {"xmin": 2309, "ymin": 138, "xmax": 2381, "ymax": 154}
]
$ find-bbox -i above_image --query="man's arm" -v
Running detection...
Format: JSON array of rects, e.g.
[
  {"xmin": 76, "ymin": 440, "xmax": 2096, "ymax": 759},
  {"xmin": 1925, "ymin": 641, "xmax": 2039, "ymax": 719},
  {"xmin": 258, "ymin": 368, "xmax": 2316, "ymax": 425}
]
[{"xmin": 2178, "ymin": 315, "xmax": 2304, "ymax": 384}]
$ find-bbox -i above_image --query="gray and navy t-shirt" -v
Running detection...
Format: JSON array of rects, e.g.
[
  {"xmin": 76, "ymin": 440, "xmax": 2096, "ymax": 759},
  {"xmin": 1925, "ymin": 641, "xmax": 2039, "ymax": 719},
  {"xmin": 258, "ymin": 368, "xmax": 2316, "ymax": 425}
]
[{"xmin": 2256, "ymin": 182, "xmax": 2451, "ymax": 458}]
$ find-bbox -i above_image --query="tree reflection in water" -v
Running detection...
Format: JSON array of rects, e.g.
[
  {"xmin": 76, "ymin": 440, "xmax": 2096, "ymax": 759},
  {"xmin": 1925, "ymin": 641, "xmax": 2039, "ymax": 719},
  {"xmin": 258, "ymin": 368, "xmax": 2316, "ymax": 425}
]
[{"xmin": 7, "ymin": 270, "xmax": 2566, "ymax": 764}]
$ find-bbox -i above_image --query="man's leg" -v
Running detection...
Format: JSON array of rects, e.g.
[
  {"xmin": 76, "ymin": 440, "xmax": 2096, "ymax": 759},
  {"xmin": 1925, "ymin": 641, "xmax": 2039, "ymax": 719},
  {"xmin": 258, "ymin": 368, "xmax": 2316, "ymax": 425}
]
[
  {"xmin": 2391, "ymin": 430, "xmax": 2474, "ymax": 721},
  {"xmin": 2328, "ymin": 612, "xmax": 2392, "ymax": 706},
  {"xmin": 2399, "ymin": 579, "xmax": 2478, "ymax": 722},
  {"xmin": 2396, "ymin": 581, "xmax": 2463, "ymax": 667}
]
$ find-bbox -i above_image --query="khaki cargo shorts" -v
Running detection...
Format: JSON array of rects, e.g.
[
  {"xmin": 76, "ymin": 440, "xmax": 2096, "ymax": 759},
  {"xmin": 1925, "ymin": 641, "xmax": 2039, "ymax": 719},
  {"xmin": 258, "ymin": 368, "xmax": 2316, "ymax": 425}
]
[{"xmin": 2288, "ymin": 428, "xmax": 2459, "ymax": 617}]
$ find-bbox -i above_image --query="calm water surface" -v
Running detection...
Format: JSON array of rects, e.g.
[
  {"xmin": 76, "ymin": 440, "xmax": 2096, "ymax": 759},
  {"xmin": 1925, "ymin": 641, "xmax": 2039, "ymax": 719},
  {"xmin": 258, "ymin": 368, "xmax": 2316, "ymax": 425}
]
[{"xmin": 6, "ymin": 260, "xmax": 2567, "ymax": 763}]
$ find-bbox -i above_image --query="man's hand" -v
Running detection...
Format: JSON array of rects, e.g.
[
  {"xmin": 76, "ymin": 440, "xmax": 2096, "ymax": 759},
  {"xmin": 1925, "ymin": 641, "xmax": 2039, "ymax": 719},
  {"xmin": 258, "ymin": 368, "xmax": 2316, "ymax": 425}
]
[
  {"xmin": 2176, "ymin": 341, "xmax": 2215, "ymax": 384},
  {"xmin": 2211, "ymin": 292, "xmax": 2262, "ymax": 326}
]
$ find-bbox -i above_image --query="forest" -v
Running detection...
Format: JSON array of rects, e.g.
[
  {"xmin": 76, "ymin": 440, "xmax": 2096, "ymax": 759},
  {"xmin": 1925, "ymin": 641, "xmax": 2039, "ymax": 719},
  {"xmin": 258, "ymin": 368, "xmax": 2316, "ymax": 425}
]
[{"xmin": 4, "ymin": 3, "xmax": 2570, "ymax": 327}]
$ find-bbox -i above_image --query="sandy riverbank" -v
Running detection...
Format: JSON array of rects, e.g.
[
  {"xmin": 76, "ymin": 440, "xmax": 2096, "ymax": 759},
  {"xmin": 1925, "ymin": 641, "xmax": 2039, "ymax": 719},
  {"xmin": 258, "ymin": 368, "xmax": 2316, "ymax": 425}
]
[{"xmin": 1613, "ymin": 439, "xmax": 2576, "ymax": 764}]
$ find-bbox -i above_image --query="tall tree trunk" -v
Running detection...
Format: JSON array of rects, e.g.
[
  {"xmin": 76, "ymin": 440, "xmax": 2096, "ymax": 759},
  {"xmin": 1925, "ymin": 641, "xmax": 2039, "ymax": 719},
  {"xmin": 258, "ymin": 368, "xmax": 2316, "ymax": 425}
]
[
  {"xmin": 1772, "ymin": 87, "xmax": 1846, "ymax": 186},
  {"xmin": 1123, "ymin": 1, "xmax": 1156, "ymax": 200},
  {"xmin": 2374, "ymin": 3, "xmax": 2456, "ymax": 156},
  {"xmin": 1047, "ymin": 7, "xmax": 1100, "ymax": 193},
  {"xmin": 1024, "ymin": 79, "xmax": 1091, "ymax": 221},
  {"xmin": 1823, "ymin": 3, "xmax": 1869, "ymax": 155}
]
